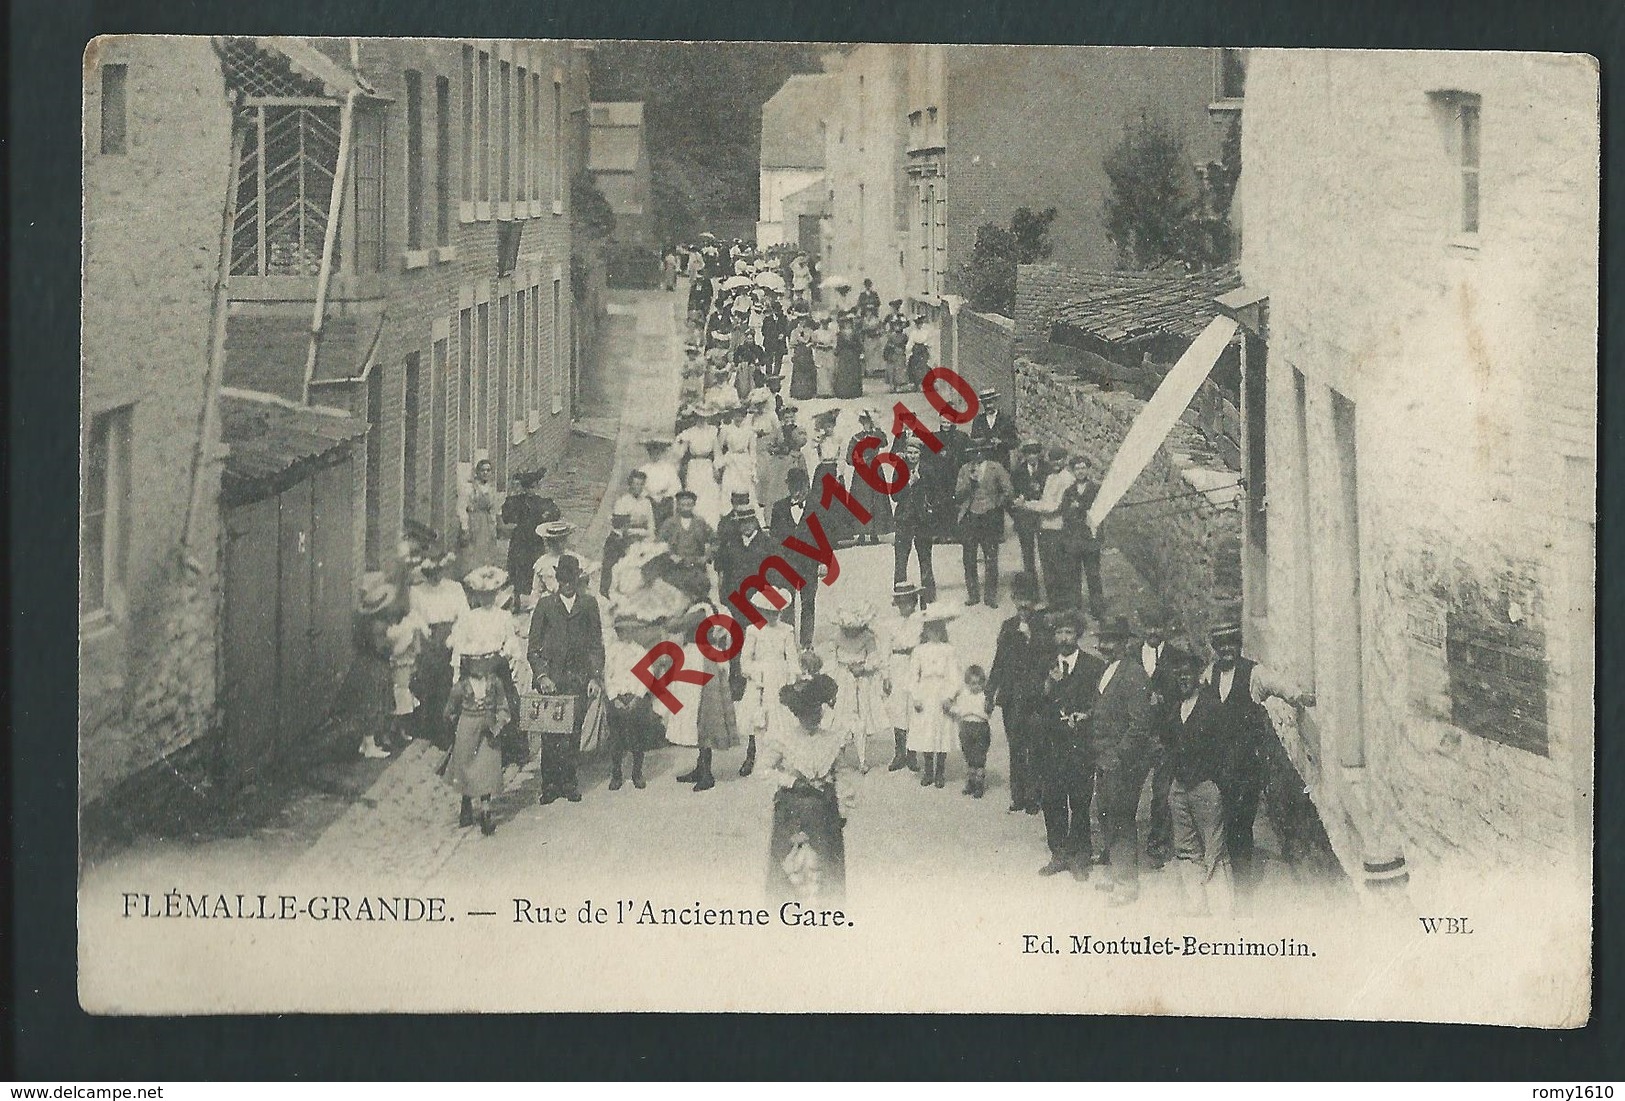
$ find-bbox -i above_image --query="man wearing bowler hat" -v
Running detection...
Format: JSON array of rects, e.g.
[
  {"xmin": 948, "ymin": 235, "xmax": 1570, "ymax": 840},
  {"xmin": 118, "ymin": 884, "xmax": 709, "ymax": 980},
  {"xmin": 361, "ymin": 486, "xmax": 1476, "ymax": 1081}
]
[{"xmin": 527, "ymin": 554, "xmax": 605, "ymax": 806}]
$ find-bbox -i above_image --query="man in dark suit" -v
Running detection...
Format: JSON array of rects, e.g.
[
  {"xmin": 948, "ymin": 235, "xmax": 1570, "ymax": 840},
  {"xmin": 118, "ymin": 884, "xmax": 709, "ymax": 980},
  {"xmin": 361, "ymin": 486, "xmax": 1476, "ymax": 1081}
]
[
  {"xmin": 769, "ymin": 467, "xmax": 821, "ymax": 649},
  {"xmin": 1034, "ymin": 610, "xmax": 1107, "ymax": 878},
  {"xmin": 527, "ymin": 555, "xmax": 606, "ymax": 805},
  {"xmin": 715, "ymin": 497, "xmax": 770, "ymax": 603},
  {"xmin": 986, "ymin": 573, "xmax": 1051, "ymax": 816},
  {"xmin": 1091, "ymin": 616, "xmax": 1161, "ymax": 904},
  {"xmin": 1063, "ymin": 455, "xmax": 1106, "ymax": 622},
  {"xmin": 1008, "ymin": 441, "xmax": 1045, "ymax": 585},
  {"xmin": 1137, "ymin": 606, "xmax": 1182, "ymax": 867},
  {"xmin": 889, "ymin": 437, "xmax": 941, "ymax": 606},
  {"xmin": 969, "ymin": 388, "xmax": 1019, "ymax": 469}
]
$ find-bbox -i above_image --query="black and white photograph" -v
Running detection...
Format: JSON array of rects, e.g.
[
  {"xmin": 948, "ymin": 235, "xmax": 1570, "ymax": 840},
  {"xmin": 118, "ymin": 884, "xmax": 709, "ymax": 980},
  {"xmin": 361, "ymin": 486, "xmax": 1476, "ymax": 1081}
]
[{"xmin": 76, "ymin": 38, "xmax": 1597, "ymax": 1023}]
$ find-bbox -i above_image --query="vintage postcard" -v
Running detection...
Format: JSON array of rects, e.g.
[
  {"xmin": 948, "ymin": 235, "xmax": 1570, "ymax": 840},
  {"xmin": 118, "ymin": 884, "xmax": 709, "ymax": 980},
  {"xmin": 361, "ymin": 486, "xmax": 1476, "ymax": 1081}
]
[{"xmin": 78, "ymin": 39, "xmax": 1597, "ymax": 1024}]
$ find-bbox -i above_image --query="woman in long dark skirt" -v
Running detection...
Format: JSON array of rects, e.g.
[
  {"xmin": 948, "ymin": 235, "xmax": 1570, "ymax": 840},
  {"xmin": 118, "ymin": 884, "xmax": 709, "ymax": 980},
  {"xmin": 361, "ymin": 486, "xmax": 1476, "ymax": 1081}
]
[
  {"xmin": 845, "ymin": 409, "xmax": 893, "ymax": 544},
  {"xmin": 832, "ymin": 315, "xmax": 865, "ymax": 399},
  {"xmin": 764, "ymin": 671, "xmax": 855, "ymax": 905},
  {"xmin": 787, "ymin": 323, "xmax": 817, "ymax": 401}
]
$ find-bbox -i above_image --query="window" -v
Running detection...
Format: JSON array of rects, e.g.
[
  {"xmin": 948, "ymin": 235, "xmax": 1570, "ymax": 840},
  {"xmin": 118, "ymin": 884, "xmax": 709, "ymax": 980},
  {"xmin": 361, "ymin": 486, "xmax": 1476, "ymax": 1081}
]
[
  {"xmin": 516, "ymin": 67, "xmax": 529, "ymax": 203},
  {"xmin": 100, "ymin": 63, "xmax": 127, "ymax": 155},
  {"xmin": 474, "ymin": 301, "xmax": 490, "ymax": 449},
  {"xmin": 403, "ymin": 352, "xmax": 422, "ymax": 518},
  {"xmin": 430, "ymin": 336, "xmax": 450, "ymax": 532},
  {"xmin": 352, "ymin": 107, "xmax": 385, "ymax": 273},
  {"xmin": 1432, "ymin": 91, "xmax": 1482, "ymax": 237},
  {"xmin": 1214, "ymin": 48, "xmax": 1247, "ymax": 102},
  {"xmin": 477, "ymin": 50, "xmax": 491, "ymax": 203},
  {"xmin": 82, "ymin": 405, "xmax": 131, "ymax": 618},
  {"xmin": 496, "ymin": 296, "xmax": 510, "ymax": 478},
  {"xmin": 457, "ymin": 307, "xmax": 474, "ymax": 461},
  {"xmin": 532, "ymin": 73, "xmax": 543, "ymax": 209},
  {"xmin": 230, "ymin": 105, "xmax": 342, "ymax": 276},
  {"xmin": 515, "ymin": 288, "xmax": 528, "ymax": 419},
  {"xmin": 531, "ymin": 280, "xmax": 542, "ymax": 412},
  {"xmin": 551, "ymin": 276, "xmax": 564, "ymax": 412},
  {"xmin": 405, "ymin": 71, "xmax": 424, "ymax": 250},
  {"xmin": 461, "ymin": 47, "xmax": 474, "ymax": 202},
  {"xmin": 435, "ymin": 76, "xmax": 451, "ymax": 245},
  {"xmin": 499, "ymin": 60, "xmax": 512, "ymax": 204},
  {"xmin": 552, "ymin": 75, "xmax": 564, "ymax": 209}
]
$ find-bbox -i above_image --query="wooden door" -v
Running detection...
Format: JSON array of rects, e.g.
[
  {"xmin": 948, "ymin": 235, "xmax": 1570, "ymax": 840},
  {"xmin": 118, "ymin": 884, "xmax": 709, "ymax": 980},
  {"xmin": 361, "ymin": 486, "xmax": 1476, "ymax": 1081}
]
[
  {"xmin": 277, "ymin": 478, "xmax": 316, "ymax": 754},
  {"xmin": 222, "ymin": 497, "xmax": 280, "ymax": 785},
  {"xmin": 309, "ymin": 458, "xmax": 356, "ymax": 722}
]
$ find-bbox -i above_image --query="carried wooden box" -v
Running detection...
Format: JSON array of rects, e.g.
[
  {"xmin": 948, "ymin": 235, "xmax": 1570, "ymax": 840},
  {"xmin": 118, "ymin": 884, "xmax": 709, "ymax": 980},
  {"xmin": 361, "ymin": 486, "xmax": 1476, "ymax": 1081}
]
[{"xmin": 518, "ymin": 692, "xmax": 577, "ymax": 735}]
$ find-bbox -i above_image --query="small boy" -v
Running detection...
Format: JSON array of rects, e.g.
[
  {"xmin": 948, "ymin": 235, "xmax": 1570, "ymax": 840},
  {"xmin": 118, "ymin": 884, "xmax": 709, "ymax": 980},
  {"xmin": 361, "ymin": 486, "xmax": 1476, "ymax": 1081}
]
[{"xmin": 948, "ymin": 664, "xmax": 993, "ymax": 798}]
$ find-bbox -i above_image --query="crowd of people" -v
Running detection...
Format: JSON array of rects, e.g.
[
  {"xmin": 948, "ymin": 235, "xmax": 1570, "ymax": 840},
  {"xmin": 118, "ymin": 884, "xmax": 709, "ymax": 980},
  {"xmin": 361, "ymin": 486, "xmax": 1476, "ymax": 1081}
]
[{"xmin": 348, "ymin": 232, "xmax": 1311, "ymax": 914}]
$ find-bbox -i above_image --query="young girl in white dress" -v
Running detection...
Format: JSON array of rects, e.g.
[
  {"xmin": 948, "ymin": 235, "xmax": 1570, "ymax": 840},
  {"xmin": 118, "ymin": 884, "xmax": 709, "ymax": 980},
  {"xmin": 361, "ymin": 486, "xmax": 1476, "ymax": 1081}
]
[
  {"xmin": 736, "ymin": 589, "xmax": 800, "ymax": 778},
  {"xmin": 906, "ymin": 608, "xmax": 961, "ymax": 791}
]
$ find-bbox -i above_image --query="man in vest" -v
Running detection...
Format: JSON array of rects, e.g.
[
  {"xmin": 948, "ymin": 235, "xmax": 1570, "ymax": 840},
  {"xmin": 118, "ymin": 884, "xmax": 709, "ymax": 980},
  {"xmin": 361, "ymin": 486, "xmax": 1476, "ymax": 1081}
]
[{"xmin": 1201, "ymin": 622, "xmax": 1315, "ymax": 903}]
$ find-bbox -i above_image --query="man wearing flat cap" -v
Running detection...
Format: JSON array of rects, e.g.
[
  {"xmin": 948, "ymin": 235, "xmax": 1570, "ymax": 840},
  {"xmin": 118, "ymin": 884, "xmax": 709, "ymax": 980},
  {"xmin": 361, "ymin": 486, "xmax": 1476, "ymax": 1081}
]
[
  {"xmin": 1019, "ymin": 445, "xmax": 1079, "ymax": 612},
  {"xmin": 1200, "ymin": 621, "xmax": 1314, "ymax": 904},
  {"xmin": 969, "ymin": 389, "xmax": 1018, "ymax": 469}
]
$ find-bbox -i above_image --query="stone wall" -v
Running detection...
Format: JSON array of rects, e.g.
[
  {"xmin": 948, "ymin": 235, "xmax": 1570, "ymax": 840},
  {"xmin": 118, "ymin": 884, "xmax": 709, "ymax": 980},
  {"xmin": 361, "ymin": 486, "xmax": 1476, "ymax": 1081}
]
[{"xmin": 1013, "ymin": 357, "xmax": 1241, "ymax": 653}]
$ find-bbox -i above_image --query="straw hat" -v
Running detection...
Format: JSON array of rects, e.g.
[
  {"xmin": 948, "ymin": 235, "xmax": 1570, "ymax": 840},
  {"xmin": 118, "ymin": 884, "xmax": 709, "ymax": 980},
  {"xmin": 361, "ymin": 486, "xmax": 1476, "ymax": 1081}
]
[
  {"xmin": 358, "ymin": 573, "xmax": 397, "ymax": 614},
  {"xmin": 537, "ymin": 519, "xmax": 576, "ymax": 539},
  {"xmin": 463, "ymin": 565, "xmax": 509, "ymax": 594}
]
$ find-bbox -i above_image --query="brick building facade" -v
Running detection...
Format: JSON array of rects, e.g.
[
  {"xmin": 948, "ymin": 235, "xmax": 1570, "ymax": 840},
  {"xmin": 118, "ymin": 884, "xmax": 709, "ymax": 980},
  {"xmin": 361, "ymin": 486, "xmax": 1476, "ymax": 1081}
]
[
  {"xmin": 225, "ymin": 37, "xmax": 587, "ymax": 569},
  {"xmin": 80, "ymin": 38, "xmax": 235, "ymax": 802},
  {"xmin": 1231, "ymin": 51, "xmax": 1598, "ymax": 898},
  {"xmin": 82, "ymin": 37, "xmax": 591, "ymax": 802}
]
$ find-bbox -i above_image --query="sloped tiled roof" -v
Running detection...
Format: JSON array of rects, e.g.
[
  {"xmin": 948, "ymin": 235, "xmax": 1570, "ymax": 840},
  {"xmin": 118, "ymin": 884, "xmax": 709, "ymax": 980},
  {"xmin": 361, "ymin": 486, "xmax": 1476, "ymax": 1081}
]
[
  {"xmin": 223, "ymin": 311, "xmax": 383, "ymax": 401},
  {"xmin": 760, "ymin": 73, "xmax": 834, "ymax": 170},
  {"xmin": 1048, "ymin": 264, "xmax": 1243, "ymax": 345},
  {"xmin": 220, "ymin": 392, "xmax": 364, "ymax": 490}
]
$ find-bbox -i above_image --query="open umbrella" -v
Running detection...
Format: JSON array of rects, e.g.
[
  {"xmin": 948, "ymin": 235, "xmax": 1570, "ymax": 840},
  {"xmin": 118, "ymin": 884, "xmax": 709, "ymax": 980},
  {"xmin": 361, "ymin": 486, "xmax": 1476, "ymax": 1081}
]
[
  {"xmin": 754, "ymin": 271, "xmax": 787, "ymax": 293},
  {"xmin": 722, "ymin": 275, "xmax": 754, "ymax": 291},
  {"xmin": 819, "ymin": 273, "xmax": 853, "ymax": 290}
]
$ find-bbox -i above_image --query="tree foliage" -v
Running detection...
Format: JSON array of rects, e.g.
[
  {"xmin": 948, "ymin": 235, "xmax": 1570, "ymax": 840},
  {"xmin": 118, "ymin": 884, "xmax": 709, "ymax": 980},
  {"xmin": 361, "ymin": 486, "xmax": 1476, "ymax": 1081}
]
[
  {"xmin": 958, "ymin": 206, "xmax": 1057, "ymax": 315},
  {"xmin": 571, "ymin": 170, "xmax": 616, "ymax": 244},
  {"xmin": 590, "ymin": 41, "xmax": 825, "ymax": 240},
  {"xmin": 1103, "ymin": 115, "xmax": 1241, "ymax": 271}
]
